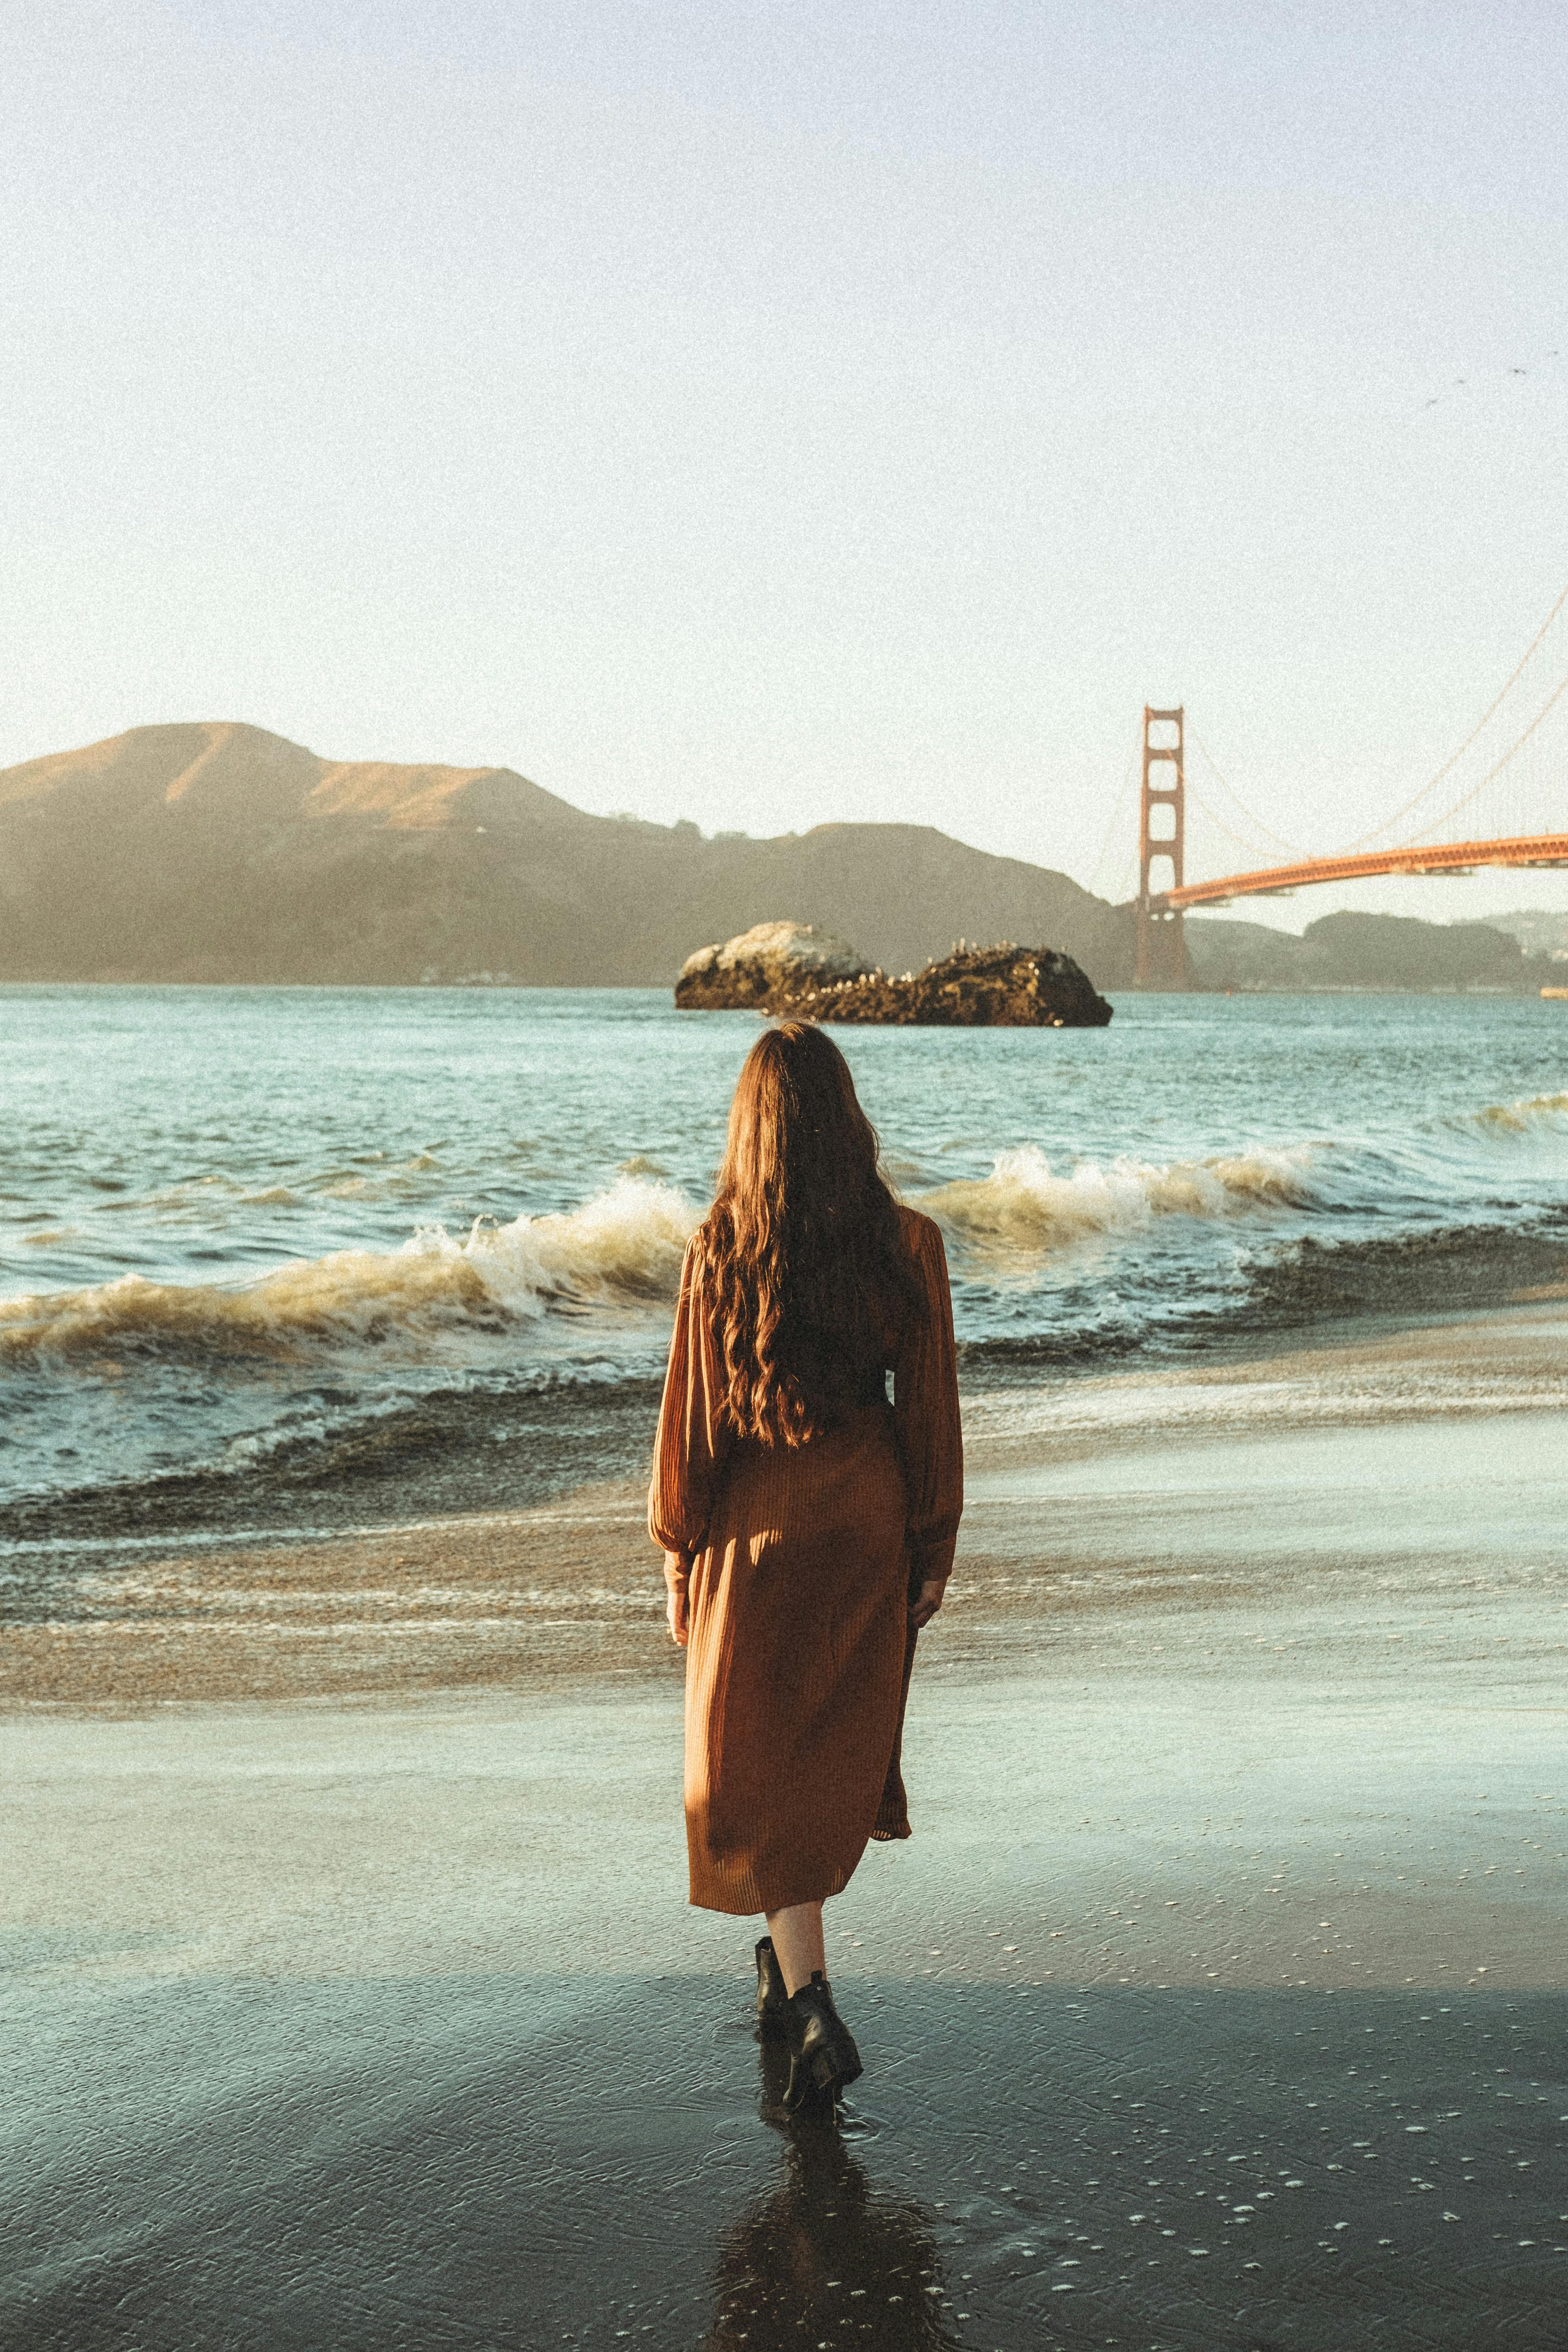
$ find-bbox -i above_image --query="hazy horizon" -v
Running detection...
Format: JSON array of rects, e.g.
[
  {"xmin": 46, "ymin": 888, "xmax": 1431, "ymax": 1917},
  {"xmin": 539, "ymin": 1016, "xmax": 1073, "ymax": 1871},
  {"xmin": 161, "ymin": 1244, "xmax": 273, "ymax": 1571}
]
[{"xmin": 6, "ymin": 1, "xmax": 1567, "ymax": 933}]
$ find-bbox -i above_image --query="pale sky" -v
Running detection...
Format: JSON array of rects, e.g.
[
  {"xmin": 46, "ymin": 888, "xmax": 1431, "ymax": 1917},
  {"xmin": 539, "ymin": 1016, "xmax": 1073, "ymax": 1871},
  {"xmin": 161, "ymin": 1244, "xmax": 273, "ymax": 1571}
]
[{"xmin": 5, "ymin": 0, "xmax": 1567, "ymax": 927}]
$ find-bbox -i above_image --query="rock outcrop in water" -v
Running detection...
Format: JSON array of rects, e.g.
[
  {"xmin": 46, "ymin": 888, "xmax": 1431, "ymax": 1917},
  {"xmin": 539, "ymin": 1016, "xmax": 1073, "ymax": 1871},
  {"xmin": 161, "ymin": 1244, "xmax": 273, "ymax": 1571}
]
[
  {"xmin": 676, "ymin": 927, "xmax": 1113, "ymax": 1027},
  {"xmin": 674, "ymin": 921, "xmax": 868, "ymax": 1010},
  {"xmin": 806, "ymin": 940, "xmax": 1113, "ymax": 1027}
]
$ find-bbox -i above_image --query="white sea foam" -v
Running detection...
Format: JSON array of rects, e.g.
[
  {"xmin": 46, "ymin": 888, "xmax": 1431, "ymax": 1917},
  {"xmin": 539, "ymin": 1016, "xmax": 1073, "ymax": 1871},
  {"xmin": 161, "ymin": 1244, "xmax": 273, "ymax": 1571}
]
[
  {"xmin": 963, "ymin": 1368, "xmax": 1568, "ymax": 1444},
  {"xmin": 1468, "ymin": 1090, "xmax": 1568, "ymax": 1138},
  {"xmin": 0, "ymin": 1177, "xmax": 701, "ymax": 1365},
  {"xmin": 916, "ymin": 1142, "xmax": 1316, "ymax": 1252},
  {"xmin": 5, "ymin": 1087, "xmax": 1565, "ymax": 1378}
]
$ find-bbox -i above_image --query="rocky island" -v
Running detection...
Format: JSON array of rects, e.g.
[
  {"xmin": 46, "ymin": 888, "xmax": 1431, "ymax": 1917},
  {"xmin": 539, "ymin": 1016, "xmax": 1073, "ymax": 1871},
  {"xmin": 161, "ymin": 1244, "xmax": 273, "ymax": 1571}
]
[{"xmin": 675, "ymin": 921, "xmax": 1112, "ymax": 1026}]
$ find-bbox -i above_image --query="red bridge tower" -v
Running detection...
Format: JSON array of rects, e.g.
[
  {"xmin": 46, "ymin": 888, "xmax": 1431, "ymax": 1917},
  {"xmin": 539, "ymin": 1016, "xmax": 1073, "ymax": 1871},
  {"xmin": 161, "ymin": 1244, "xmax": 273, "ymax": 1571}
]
[{"xmin": 1136, "ymin": 705, "xmax": 1187, "ymax": 990}]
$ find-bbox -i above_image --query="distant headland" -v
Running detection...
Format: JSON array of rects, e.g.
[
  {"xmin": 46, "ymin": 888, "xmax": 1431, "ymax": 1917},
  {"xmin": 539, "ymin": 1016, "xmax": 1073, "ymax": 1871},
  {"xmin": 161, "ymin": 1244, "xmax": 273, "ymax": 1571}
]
[
  {"xmin": 0, "ymin": 723, "xmax": 1130, "ymax": 989},
  {"xmin": 0, "ymin": 722, "xmax": 1552, "ymax": 994}
]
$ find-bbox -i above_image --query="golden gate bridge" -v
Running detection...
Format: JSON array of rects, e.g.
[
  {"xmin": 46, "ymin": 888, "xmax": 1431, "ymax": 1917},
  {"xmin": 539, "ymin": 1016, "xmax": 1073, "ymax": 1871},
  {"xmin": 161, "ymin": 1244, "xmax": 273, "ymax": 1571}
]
[{"xmin": 1119, "ymin": 579, "xmax": 1568, "ymax": 988}]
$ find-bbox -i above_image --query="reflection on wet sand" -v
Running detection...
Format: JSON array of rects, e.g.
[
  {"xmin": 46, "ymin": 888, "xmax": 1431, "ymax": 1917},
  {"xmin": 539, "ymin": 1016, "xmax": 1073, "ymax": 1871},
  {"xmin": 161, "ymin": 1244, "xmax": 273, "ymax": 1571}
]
[
  {"xmin": 705, "ymin": 2045, "xmax": 956, "ymax": 2351},
  {"xmin": 5, "ymin": 1318, "xmax": 1565, "ymax": 2349}
]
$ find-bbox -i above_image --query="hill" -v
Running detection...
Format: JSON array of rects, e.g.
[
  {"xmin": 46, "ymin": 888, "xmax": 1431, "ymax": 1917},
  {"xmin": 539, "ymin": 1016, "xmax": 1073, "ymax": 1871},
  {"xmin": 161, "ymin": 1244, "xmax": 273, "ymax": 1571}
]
[
  {"xmin": 3, "ymin": 723, "xmax": 1552, "ymax": 993},
  {"xmin": 1185, "ymin": 911, "xmax": 1539, "ymax": 993},
  {"xmin": 0, "ymin": 723, "xmax": 1135, "ymax": 987},
  {"xmin": 1482, "ymin": 907, "xmax": 1568, "ymax": 963}
]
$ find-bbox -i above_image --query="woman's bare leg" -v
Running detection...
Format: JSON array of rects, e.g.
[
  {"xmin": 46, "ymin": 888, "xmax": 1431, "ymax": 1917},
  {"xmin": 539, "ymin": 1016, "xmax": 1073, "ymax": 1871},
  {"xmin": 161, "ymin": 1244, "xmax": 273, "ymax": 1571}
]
[{"xmin": 766, "ymin": 1900, "xmax": 826, "ymax": 1994}]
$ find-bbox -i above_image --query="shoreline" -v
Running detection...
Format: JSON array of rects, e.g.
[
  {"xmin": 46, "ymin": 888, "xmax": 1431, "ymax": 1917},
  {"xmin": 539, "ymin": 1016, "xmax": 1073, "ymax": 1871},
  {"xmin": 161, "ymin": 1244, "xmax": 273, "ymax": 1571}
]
[
  {"xmin": 5, "ymin": 1296, "xmax": 1565, "ymax": 2348},
  {"xmin": 7, "ymin": 1580, "xmax": 1565, "ymax": 2347},
  {"xmin": 6, "ymin": 1214, "xmax": 1567, "ymax": 1561},
  {"xmin": 4, "ymin": 1296, "xmax": 1565, "ymax": 1710}
]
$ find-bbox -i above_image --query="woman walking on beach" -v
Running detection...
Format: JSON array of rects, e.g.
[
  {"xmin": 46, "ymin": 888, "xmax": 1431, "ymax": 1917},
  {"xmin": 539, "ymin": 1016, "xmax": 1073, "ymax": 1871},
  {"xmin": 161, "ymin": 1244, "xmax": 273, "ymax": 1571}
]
[{"xmin": 649, "ymin": 1022, "xmax": 962, "ymax": 2108}]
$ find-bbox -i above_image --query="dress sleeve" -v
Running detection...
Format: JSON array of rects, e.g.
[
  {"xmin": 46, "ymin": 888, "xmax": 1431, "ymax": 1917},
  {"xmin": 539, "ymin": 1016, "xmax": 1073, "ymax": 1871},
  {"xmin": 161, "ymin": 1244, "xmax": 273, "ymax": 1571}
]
[
  {"xmin": 893, "ymin": 1213, "xmax": 964, "ymax": 1589},
  {"xmin": 648, "ymin": 1235, "xmax": 732, "ymax": 1562}
]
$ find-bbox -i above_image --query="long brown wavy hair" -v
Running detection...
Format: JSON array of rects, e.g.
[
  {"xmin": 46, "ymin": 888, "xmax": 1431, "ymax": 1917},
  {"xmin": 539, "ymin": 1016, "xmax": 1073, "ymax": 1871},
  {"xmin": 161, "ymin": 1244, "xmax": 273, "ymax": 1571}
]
[{"xmin": 700, "ymin": 1022, "xmax": 921, "ymax": 1447}]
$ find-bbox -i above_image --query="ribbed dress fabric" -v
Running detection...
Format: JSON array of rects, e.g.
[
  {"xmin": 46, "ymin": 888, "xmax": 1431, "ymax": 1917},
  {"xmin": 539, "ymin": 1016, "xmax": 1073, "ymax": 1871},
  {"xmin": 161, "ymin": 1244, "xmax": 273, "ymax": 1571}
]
[{"xmin": 648, "ymin": 1205, "xmax": 963, "ymax": 1916}]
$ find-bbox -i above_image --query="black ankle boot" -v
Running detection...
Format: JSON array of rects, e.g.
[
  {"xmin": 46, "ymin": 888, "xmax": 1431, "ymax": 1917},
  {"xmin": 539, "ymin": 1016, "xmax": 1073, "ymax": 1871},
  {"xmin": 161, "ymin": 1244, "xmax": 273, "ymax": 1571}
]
[
  {"xmin": 755, "ymin": 1936, "xmax": 790, "ymax": 2041},
  {"xmin": 782, "ymin": 1971, "xmax": 864, "ymax": 2108}
]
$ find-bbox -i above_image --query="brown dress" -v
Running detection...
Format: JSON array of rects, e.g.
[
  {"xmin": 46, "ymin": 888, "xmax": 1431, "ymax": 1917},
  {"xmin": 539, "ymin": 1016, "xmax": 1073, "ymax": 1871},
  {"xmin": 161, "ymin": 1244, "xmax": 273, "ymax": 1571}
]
[{"xmin": 647, "ymin": 1205, "xmax": 963, "ymax": 1916}]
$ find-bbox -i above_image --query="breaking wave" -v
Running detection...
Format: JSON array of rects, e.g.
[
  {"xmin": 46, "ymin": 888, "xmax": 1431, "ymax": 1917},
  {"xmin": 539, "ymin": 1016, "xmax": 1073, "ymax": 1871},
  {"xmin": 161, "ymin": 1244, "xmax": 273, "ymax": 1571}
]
[
  {"xmin": 5, "ymin": 1085, "xmax": 1566, "ymax": 1379},
  {"xmin": 916, "ymin": 1142, "xmax": 1316, "ymax": 1252},
  {"xmin": 0, "ymin": 1176, "xmax": 701, "ymax": 1366},
  {"xmin": 1465, "ymin": 1090, "xmax": 1568, "ymax": 1137}
]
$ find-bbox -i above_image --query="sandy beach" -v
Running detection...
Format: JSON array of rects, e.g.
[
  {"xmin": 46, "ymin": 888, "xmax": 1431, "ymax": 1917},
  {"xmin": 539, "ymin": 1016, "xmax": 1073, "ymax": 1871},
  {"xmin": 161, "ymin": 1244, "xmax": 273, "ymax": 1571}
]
[
  {"xmin": 10, "ymin": 11, "xmax": 1568, "ymax": 2342},
  {"xmin": 4, "ymin": 1304, "xmax": 1566, "ymax": 2349}
]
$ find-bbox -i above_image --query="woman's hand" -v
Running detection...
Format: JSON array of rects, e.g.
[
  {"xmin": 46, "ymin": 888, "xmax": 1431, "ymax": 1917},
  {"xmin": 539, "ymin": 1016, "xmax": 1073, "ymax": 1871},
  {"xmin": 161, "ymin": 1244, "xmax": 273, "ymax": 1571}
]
[
  {"xmin": 908, "ymin": 1577, "xmax": 946, "ymax": 1631},
  {"xmin": 664, "ymin": 1552, "xmax": 691, "ymax": 1647}
]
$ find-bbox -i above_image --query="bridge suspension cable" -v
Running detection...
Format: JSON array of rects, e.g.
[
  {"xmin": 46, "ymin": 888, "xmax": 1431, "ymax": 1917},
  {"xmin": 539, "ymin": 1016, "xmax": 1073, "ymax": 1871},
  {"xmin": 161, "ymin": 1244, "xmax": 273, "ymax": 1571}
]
[
  {"xmin": 1182, "ymin": 779, "xmax": 1285, "ymax": 864},
  {"xmin": 1130, "ymin": 575, "xmax": 1568, "ymax": 950},
  {"xmin": 1335, "ymin": 575, "xmax": 1568, "ymax": 853},
  {"xmin": 1184, "ymin": 721, "xmax": 1303, "ymax": 862},
  {"xmin": 1405, "ymin": 664, "xmax": 1568, "ymax": 843},
  {"xmin": 1088, "ymin": 729, "xmax": 1143, "ymax": 900},
  {"xmin": 1148, "ymin": 571, "xmax": 1568, "ymax": 894},
  {"xmin": 1120, "ymin": 573, "xmax": 1568, "ymax": 977}
]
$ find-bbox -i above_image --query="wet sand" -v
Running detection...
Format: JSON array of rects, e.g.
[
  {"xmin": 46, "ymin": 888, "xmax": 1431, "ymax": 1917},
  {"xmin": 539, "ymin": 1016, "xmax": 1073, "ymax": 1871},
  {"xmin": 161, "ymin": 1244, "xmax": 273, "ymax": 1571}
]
[
  {"xmin": 6, "ymin": 1300, "xmax": 1568, "ymax": 1708},
  {"xmin": 3, "ymin": 1306, "xmax": 1566, "ymax": 2347}
]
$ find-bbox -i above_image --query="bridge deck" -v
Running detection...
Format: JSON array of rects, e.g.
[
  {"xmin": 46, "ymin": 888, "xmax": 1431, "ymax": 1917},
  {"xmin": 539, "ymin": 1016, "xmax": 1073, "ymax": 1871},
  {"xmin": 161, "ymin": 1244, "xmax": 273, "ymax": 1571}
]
[{"xmin": 1165, "ymin": 833, "xmax": 1568, "ymax": 910}]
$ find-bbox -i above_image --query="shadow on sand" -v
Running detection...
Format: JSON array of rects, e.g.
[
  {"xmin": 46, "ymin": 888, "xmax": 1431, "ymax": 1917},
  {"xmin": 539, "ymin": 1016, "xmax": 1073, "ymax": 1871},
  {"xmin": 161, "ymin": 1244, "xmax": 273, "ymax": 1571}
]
[{"xmin": 3, "ymin": 1972, "xmax": 1564, "ymax": 2349}]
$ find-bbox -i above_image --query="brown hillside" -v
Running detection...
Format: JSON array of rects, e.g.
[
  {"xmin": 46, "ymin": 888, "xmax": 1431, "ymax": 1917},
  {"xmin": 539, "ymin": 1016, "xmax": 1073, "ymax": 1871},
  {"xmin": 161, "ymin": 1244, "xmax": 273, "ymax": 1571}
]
[{"xmin": 0, "ymin": 723, "xmax": 1134, "ymax": 987}]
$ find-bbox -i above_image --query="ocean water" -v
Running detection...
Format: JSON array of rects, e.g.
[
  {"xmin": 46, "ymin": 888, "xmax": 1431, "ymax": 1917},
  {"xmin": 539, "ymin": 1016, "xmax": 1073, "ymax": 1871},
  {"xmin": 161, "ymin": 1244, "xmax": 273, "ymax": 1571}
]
[{"xmin": 1, "ymin": 985, "xmax": 1566, "ymax": 1527}]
